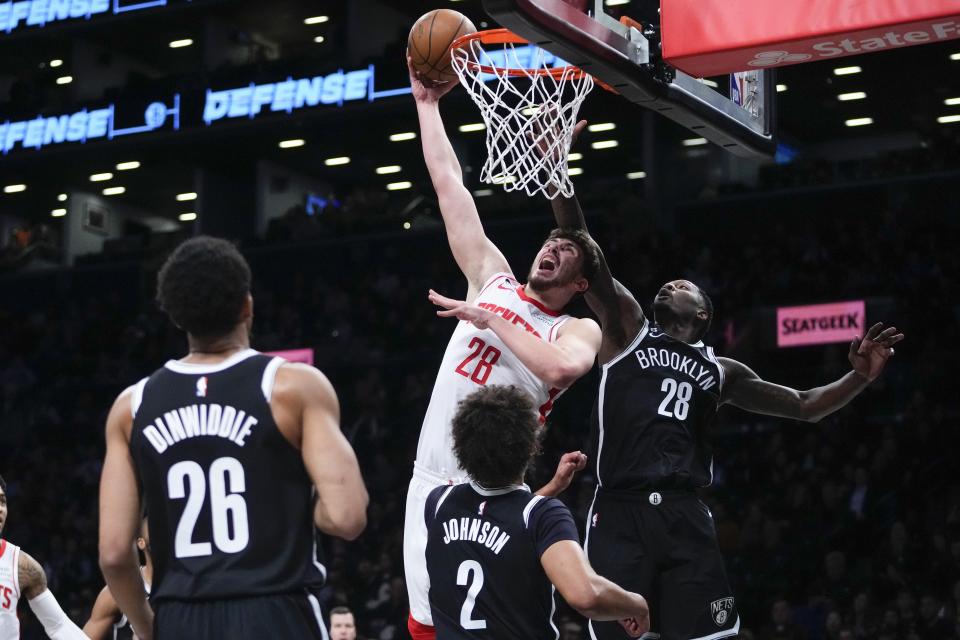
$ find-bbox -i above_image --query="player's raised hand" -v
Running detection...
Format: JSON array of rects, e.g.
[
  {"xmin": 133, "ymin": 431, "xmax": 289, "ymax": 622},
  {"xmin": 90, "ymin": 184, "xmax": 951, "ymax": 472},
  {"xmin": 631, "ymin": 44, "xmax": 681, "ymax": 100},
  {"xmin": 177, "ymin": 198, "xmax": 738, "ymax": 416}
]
[
  {"xmin": 848, "ymin": 322, "xmax": 904, "ymax": 382},
  {"xmin": 408, "ymin": 55, "xmax": 458, "ymax": 104},
  {"xmin": 536, "ymin": 451, "xmax": 587, "ymax": 497},
  {"xmin": 428, "ymin": 289, "xmax": 494, "ymax": 329}
]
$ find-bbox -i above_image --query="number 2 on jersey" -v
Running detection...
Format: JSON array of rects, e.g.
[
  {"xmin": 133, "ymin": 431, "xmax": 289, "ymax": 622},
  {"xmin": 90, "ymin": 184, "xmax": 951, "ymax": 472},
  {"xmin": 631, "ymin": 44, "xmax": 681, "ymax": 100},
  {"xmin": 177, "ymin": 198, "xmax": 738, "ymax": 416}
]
[
  {"xmin": 457, "ymin": 560, "xmax": 487, "ymax": 630},
  {"xmin": 167, "ymin": 457, "xmax": 250, "ymax": 558},
  {"xmin": 455, "ymin": 338, "xmax": 502, "ymax": 385},
  {"xmin": 658, "ymin": 378, "xmax": 692, "ymax": 420}
]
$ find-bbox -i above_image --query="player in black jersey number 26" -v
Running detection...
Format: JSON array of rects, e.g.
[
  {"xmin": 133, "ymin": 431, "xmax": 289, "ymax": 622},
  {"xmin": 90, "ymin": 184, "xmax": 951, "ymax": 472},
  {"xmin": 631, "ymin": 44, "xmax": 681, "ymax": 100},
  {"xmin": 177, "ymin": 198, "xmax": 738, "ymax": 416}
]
[
  {"xmin": 97, "ymin": 237, "xmax": 369, "ymax": 640},
  {"xmin": 548, "ymin": 166, "xmax": 904, "ymax": 640},
  {"xmin": 425, "ymin": 385, "xmax": 650, "ymax": 639}
]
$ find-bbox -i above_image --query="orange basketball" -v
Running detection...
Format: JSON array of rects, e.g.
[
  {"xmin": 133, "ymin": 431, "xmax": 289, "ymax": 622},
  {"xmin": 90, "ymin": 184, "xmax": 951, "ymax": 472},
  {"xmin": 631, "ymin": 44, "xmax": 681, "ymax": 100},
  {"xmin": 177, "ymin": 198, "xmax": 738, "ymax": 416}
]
[{"xmin": 408, "ymin": 9, "xmax": 477, "ymax": 83}]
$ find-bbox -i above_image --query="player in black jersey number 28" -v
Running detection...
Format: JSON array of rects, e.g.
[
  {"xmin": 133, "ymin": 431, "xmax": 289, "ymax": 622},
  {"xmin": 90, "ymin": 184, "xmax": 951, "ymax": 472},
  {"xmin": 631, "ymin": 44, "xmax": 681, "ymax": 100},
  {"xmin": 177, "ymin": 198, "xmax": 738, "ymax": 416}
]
[
  {"xmin": 548, "ymin": 157, "xmax": 904, "ymax": 640},
  {"xmin": 98, "ymin": 237, "xmax": 369, "ymax": 640},
  {"xmin": 425, "ymin": 385, "xmax": 650, "ymax": 639}
]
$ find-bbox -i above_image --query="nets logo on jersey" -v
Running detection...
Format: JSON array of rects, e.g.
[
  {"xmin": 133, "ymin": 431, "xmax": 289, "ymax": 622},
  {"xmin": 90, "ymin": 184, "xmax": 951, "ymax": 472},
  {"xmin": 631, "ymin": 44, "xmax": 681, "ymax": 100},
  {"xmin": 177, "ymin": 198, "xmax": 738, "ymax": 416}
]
[
  {"xmin": 478, "ymin": 501, "xmax": 486, "ymax": 516},
  {"xmin": 710, "ymin": 597, "xmax": 735, "ymax": 627},
  {"xmin": 196, "ymin": 376, "xmax": 208, "ymax": 397}
]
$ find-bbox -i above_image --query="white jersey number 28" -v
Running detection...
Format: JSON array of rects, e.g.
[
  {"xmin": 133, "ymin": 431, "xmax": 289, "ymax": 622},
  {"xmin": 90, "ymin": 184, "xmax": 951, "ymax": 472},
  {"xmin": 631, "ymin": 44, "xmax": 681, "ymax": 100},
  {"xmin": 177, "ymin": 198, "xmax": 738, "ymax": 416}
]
[
  {"xmin": 167, "ymin": 457, "xmax": 250, "ymax": 558},
  {"xmin": 657, "ymin": 378, "xmax": 692, "ymax": 420}
]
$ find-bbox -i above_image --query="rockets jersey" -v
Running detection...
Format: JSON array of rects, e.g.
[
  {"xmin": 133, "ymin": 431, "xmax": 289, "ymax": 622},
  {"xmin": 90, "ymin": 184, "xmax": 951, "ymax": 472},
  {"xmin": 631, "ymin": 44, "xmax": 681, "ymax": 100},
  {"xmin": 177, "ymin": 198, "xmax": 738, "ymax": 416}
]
[
  {"xmin": 425, "ymin": 483, "xmax": 580, "ymax": 640},
  {"xmin": 417, "ymin": 272, "xmax": 573, "ymax": 479},
  {"xmin": 591, "ymin": 320, "xmax": 725, "ymax": 491},
  {"xmin": 128, "ymin": 349, "xmax": 326, "ymax": 604},
  {"xmin": 0, "ymin": 539, "xmax": 20, "ymax": 640}
]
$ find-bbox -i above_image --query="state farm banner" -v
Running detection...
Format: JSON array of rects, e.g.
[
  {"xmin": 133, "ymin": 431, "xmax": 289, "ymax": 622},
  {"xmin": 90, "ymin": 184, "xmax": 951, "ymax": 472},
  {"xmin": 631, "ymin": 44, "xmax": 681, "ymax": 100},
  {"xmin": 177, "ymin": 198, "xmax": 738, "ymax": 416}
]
[
  {"xmin": 662, "ymin": 0, "xmax": 960, "ymax": 77},
  {"xmin": 265, "ymin": 348, "xmax": 315, "ymax": 365},
  {"xmin": 777, "ymin": 300, "xmax": 865, "ymax": 348}
]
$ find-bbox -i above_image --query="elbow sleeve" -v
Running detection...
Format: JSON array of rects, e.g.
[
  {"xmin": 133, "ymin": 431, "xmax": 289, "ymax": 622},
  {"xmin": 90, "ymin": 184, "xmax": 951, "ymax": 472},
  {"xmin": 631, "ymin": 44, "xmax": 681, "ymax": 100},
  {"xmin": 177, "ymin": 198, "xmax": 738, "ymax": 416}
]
[{"xmin": 28, "ymin": 590, "xmax": 89, "ymax": 640}]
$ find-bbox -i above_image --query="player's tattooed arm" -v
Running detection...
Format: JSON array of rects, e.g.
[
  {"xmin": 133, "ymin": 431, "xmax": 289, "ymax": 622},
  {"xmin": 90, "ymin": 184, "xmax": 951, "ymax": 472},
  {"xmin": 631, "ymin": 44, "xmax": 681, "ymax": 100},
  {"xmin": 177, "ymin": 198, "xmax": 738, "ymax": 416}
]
[
  {"xmin": 718, "ymin": 323, "xmax": 903, "ymax": 422},
  {"xmin": 18, "ymin": 551, "xmax": 47, "ymax": 600}
]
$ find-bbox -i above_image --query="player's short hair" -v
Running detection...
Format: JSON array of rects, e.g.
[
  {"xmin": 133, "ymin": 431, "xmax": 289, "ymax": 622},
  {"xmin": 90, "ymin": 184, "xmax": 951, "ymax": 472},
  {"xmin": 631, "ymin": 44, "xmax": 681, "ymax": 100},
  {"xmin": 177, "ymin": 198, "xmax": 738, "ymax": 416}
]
[
  {"xmin": 156, "ymin": 236, "xmax": 252, "ymax": 338},
  {"xmin": 330, "ymin": 606, "xmax": 353, "ymax": 617},
  {"xmin": 695, "ymin": 286, "xmax": 714, "ymax": 342},
  {"xmin": 0, "ymin": 473, "xmax": 5, "ymax": 493},
  {"xmin": 452, "ymin": 385, "xmax": 540, "ymax": 488},
  {"xmin": 546, "ymin": 228, "xmax": 601, "ymax": 284}
]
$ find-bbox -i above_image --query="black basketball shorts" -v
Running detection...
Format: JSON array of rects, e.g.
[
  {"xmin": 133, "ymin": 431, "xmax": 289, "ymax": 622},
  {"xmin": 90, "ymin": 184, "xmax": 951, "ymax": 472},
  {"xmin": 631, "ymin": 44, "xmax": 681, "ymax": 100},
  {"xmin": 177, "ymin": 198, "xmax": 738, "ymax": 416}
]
[
  {"xmin": 154, "ymin": 591, "xmax": 329, "ymax": 640},
  {"xmin": 584, "ymin": 488, "xmax": 739, "ymax": 640}
]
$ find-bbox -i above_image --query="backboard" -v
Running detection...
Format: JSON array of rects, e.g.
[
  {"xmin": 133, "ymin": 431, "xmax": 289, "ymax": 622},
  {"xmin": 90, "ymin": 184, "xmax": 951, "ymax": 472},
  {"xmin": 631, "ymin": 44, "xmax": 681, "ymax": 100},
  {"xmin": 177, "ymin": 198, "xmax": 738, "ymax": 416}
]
[{"xmin": 481, "ymin": 0, "xmax": 778, "ymax": 157}]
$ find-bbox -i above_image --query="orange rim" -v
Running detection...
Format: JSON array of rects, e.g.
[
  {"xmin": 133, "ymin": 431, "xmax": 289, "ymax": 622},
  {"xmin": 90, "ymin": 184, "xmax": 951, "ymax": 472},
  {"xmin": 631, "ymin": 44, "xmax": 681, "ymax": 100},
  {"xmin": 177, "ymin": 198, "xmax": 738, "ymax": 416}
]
[{"xmin": 451, "ymin": 29, "xmax": 592, "ymax": 80}]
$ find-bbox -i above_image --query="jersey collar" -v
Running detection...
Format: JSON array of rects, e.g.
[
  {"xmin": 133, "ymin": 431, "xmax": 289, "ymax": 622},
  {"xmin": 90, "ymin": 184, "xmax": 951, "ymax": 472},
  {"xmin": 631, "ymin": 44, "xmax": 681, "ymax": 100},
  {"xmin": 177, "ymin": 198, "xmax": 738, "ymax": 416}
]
[
  {"xmin": 516, "ymin": 285, "xmax": 562, "ymax": 317},
  {"xmin": 469, "ymin": 481, "xmax": 531, "ymax": 496},
  {"xmin": 164, "ymin": 348, "xmax": 259, "ymax": 374},
  {"xmin": 0, "ymin": 539, "xmax": 6, "ymax": 559}
]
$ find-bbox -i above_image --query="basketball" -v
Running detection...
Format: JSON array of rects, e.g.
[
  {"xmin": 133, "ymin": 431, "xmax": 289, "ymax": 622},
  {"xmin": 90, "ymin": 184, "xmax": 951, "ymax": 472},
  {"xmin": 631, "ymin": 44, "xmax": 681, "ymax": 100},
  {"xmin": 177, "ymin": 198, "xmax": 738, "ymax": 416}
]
[{"xmin": 408, "ymin": 9, "xmax": 477, "ymax": 83}]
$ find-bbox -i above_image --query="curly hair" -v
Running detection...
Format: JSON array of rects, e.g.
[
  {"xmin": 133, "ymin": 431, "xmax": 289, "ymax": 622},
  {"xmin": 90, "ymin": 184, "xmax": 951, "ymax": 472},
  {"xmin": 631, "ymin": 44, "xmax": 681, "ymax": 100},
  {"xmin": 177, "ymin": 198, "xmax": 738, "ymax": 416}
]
[
  {"xmin": 546, "ymin": 228, "xmax": 601, "ymax": 285},
  {"xmin": 156, "ymin": 236, "xmax": 251, "ymax": 338},
  {"xmin": 0, "ymin": 473, "xmax": 5, "ymax": 493},
  {"xmin": 452, "ymin": 385, "xmax": 541, "ymax": 488}
]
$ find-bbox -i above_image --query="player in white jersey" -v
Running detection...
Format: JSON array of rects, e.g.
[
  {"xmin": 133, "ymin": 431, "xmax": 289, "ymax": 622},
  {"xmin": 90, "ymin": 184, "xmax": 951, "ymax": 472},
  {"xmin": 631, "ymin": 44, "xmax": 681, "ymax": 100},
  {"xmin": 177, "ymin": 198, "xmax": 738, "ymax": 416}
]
[
  {"xmin": 405, "ymin": 59, "xmax": 604, "ymax": 640},
  {"xmin": 0, "ymin": 473, "xmax": 89, "ymax": 640}
]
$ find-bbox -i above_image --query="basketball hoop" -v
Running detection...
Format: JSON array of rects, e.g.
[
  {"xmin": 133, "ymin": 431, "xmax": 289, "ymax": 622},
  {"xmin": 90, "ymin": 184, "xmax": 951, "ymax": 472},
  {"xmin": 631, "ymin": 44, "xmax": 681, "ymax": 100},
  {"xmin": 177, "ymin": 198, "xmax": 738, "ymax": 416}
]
[{"xmin": 451, "ymin": 29, "xmax": 595, "ymax": 199}]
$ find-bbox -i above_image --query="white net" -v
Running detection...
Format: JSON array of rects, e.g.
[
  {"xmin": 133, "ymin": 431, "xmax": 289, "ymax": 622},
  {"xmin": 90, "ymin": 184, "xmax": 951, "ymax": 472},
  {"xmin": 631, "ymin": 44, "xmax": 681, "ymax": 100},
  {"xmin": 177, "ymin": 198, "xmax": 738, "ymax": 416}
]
[{"xmin": 451, "ymin": 35, "xmax": 594, "ymax": 199}]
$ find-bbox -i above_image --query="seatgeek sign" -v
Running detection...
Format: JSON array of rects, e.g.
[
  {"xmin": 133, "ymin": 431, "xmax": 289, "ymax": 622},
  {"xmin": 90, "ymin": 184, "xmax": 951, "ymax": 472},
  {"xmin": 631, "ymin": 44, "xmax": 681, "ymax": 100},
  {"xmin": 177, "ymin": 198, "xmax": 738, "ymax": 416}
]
[
  {"xmin": 0, "ymin": 0, "xmax": 190, "ymax": 33},
  {"xmin": 661, "ymin": 0, "xmax": 960, "ymax": 76},
  {"xmin": 776, "ymin": 300, "xmax": 865, "ymax": 348}
]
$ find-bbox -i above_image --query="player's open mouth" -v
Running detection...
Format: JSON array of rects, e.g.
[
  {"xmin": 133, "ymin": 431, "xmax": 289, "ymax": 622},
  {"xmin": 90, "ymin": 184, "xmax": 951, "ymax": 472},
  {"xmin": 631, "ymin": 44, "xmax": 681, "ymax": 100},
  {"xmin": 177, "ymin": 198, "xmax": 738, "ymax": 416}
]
[{"xmin": 539, "ymin": 257, "xmax": 557, "ymax": 272}]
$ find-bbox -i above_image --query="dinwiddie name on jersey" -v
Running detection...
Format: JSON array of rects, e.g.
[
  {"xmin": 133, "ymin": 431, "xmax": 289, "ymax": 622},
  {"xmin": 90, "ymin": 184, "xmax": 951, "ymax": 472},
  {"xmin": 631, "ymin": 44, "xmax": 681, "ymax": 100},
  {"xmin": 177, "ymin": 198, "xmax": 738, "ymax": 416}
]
[
  {"xmin": 635, "ymin": 347, "xmax": 717, "ymax": 391},
  {"xmin": 441, "ymin": 517, "xmax": 511, "ymax": 555},
  {"xmin": 142, "ymin": 404, "xmax": 258, "ymax": 453}
]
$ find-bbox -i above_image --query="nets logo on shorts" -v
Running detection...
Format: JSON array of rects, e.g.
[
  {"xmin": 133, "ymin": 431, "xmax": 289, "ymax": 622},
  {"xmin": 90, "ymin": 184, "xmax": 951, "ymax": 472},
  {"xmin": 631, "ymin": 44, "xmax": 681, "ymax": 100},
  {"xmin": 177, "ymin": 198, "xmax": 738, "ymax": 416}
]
[{"xmin": 710, "ymin": 597, "xmax": 734, "ymax": 627}]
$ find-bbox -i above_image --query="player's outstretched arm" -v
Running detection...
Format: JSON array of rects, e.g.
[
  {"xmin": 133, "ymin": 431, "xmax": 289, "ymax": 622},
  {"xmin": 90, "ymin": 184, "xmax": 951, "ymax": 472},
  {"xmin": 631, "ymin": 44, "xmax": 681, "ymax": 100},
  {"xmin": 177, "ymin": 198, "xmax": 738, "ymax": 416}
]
[
  {"xmin": 551, "ymin": 194, "xmax": 644, "ymax": 362},
  {"xmin": 83, "ymin": 586, "xmax": 121, "ymax": 640},
  {"xmin": 428, "ymin": 289, "xmax": 601, "ymax": 388},
  {"xmin": 274, "ymin": 363, "xmax": 369, "ymax": 540},
  {"xmin": 409, "ymin": 58, "xmax": 510, "ymax": 297},
  {"xmin": 541, "ymin": 540, "xmax": 649, "ymax": 635},
  {"xmin": 720, "ymin": 322, "xmax": 904, "ymax": 422},
  {"xmin": 539, "ymin": 121, "xmax": 644, "ymax": 360},
  {"xmin": 18, "ymin": 550, "xmax": 90, "ymax": 640},
  {"xmin": 98, "ymin": 387, "xmax": 153, "ymax": 640}
]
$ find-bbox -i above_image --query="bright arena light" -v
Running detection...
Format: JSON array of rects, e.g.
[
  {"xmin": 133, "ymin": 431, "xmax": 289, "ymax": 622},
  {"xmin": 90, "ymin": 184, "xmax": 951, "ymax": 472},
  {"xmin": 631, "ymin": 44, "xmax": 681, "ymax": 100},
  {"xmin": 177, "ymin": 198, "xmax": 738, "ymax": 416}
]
[
  {"xmin": 591, "ymin": 140, "xmax": 619, "ymax": 149},
  {"xmin": 833, "ymin": 66, "xmax": 862, "ymax": 76}
]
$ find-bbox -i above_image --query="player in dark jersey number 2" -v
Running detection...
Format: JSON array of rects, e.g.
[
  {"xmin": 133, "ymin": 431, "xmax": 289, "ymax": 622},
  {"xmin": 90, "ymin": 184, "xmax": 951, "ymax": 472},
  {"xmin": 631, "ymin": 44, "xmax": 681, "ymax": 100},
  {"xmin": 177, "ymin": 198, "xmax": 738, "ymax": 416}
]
[
  {"xmin": 98, "ymin": 237, "xmax": 368, "ymax": 640},
  {"xmin": 549, "ymin": 172, "xmax": 904, "ymax": 640},
  {"xmin": 425, "ymin": 385, "xmax": 649, "ymax": 639}
]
